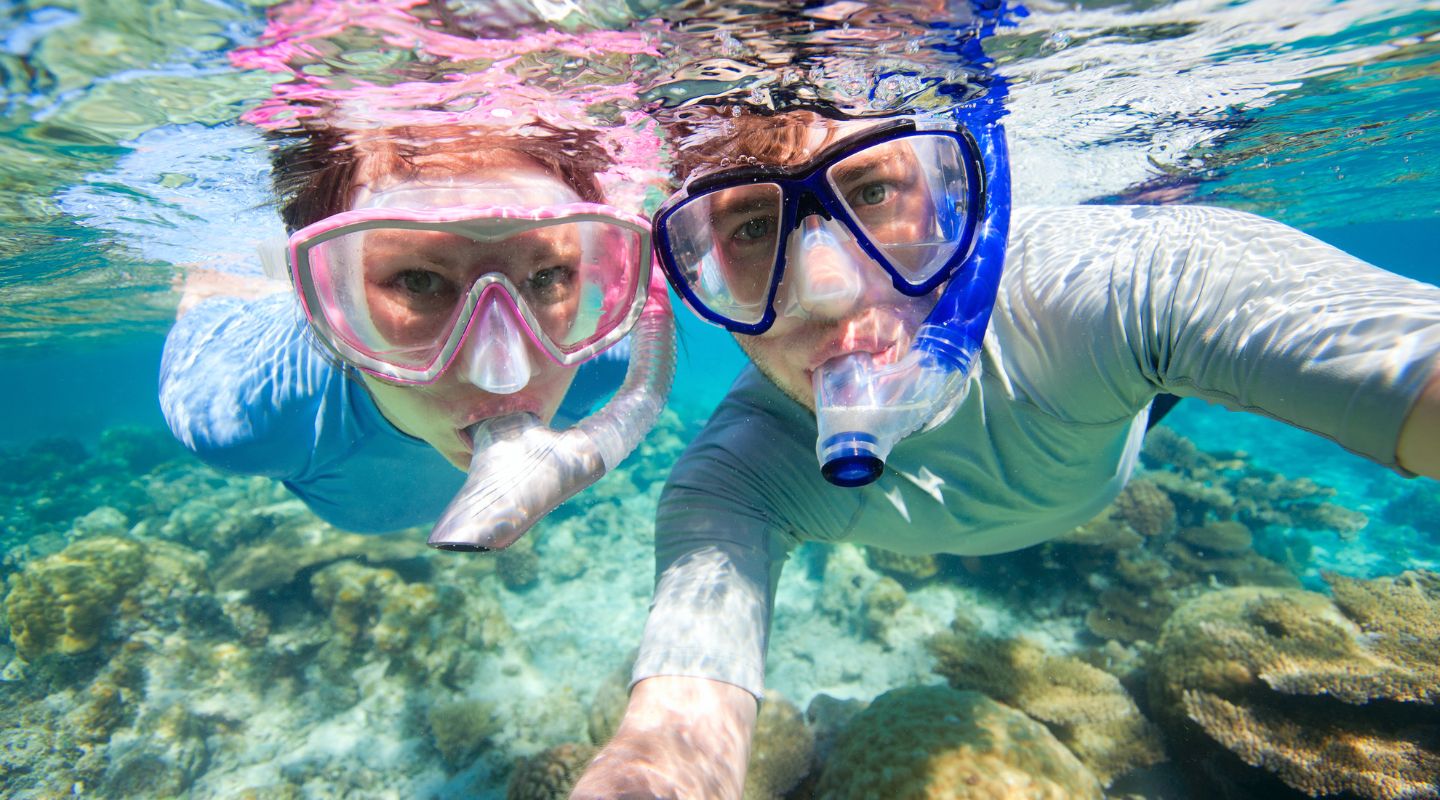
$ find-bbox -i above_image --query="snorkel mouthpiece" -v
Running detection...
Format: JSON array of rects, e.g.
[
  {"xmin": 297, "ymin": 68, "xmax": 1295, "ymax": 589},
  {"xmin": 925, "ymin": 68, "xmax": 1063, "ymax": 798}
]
[
  {"xmin": 429, "ymin": 415, "xmax": 605, "ymax": 551},
  {"xmin": 427, "ymin": 280, "xmax": 676, "ymax": 551}
]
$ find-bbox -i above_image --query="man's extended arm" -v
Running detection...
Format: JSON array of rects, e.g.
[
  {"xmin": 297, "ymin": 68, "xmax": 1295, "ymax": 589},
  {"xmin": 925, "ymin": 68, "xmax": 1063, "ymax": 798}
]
[{"xmin": 571, "ymin": 676, "xmax": 757, "ymax": 799}]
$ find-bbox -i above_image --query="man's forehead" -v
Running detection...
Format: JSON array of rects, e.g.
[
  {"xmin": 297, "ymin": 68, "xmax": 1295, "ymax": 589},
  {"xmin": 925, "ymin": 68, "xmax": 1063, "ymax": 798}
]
[{"xmin": 685, "ymin": 114, "xmax": 891, "ymax": 180}]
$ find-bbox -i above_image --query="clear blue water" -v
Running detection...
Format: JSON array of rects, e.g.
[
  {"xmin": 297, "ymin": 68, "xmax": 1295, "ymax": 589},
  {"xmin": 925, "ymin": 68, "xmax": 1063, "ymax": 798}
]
[{"xmin": 1, "ymin": 1, "xmax": 1437, "ymax": 797}]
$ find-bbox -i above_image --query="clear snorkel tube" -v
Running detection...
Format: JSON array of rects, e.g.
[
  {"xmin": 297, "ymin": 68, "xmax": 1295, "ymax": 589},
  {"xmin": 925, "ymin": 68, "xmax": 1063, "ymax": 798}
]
[
  {"xmin": 813, "ymin": 91, "xmax": 1011, "ymax": 487},
  {"xmin": 427, "ymin": 272, "xmax": 675, "ymax": 551}
]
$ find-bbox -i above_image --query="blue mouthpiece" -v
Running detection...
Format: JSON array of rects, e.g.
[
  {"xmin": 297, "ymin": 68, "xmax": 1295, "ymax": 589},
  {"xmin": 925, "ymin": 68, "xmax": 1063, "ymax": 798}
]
[{"xmin": 819, "ymin": 432, "xmax": 885, "ymax": 487}]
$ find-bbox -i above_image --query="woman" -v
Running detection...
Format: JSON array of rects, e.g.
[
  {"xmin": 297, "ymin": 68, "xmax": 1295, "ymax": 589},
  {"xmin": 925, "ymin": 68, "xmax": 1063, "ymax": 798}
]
[{"xmin": 160, "ymin": 0, "xmax": 672, "ymax": 546}]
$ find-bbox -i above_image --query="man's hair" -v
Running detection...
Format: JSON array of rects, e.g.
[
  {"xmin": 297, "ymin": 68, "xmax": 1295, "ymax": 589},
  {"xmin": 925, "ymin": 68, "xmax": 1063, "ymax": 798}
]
[
  {"xmin": 268, "ymin": 120, "xmax": 612, "ymax": 232},
  {"xmin": 658, "ymin": 108, "xmax": 844, "ymax": 187}
]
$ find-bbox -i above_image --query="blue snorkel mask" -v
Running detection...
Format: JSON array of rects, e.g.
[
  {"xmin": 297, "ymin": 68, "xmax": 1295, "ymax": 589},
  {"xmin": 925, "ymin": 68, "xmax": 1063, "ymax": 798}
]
[{"xmin": 654, "ymin": 90, "xmax": 1010, "ymax": 486}]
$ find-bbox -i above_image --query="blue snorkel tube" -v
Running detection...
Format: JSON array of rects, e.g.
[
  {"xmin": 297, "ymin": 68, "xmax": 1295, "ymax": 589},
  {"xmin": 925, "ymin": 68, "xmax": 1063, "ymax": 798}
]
[{"xmin": 814, "ymin": 77, "xmax": 1011, "ymax": 487}]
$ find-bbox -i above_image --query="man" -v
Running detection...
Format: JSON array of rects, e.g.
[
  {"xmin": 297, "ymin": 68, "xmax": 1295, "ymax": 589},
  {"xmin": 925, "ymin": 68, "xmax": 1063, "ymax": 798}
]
[{"xmin": 570, "ymin": 97, "xmax": 1440, "ymax": 798}]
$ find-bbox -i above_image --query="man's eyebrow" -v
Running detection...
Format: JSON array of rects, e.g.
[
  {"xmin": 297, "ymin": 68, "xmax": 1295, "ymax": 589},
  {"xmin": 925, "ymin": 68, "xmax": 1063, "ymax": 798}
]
[
  {"xmin": 830, "ymin": 150, "xmax": 901, "ymax": 184},
  {"xmin": 707, "ymin": 185, "xmax": 778, "ymax": 216}
]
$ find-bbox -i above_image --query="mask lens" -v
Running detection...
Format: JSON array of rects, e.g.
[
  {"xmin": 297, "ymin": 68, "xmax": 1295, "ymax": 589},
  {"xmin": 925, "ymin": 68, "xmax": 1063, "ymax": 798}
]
[
  {"xmin": 304, "ymin": 227, "xmax": 469, "ymax": 369},
  {"xmin": 827, "ymin": 134, "xmax": 971, "ymax": 284},
  {"xmin": 662, "ymin": 183, "xmax": 783, "ymax": 325},
  {"xmin": 541, "ymin": 219, "xmax": 644, "ymax": 354}
]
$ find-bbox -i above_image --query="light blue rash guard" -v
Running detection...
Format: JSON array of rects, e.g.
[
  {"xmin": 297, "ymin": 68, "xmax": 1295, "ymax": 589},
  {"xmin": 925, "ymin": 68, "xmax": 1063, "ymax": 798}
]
[{"xmin": 158, "ymin": 292, "xmax": 626, "ymax": 533}]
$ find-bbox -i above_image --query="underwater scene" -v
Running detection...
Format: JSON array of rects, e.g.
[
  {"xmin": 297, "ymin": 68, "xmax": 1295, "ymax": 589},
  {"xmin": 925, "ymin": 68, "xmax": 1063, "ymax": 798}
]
[{"xmin": 1, "ymin": 0, "xmax": 1438, "ymax": 798}]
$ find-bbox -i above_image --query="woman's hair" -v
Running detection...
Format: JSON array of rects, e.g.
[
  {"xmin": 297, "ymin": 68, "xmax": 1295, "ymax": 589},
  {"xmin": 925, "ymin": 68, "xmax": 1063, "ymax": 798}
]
[{"xmin": 268, "ymin": 119, "xmax": 613, "ymax": 232}]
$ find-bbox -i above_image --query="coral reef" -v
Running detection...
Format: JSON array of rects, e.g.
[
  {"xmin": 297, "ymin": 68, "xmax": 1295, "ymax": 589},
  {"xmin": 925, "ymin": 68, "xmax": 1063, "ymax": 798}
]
[
  {"xmin": 309, "ymin": 560, "xmax": 440, "ymax": 653},
  {"xmin": 1111, "ymin": 478, "xmax": 1178, "ymax": 538},
  {"xmin": 4, "ymin": 536, "xmax": 148, "ymax": 658},
  {"xmin": 496, "ymin": 538, "xmax": 541, "ymax": 591},
  {"xmin": 865, "ymin": 547, "xmax": 939, "ymax": 583},
  {"xmin": 209, "ymin": 513, "xmax": 425, "ymax": 593},
  {"xmin": 1149, "ymin": 573, "xmax": 1440, "ymax": 798},
  {"xmin": 506, "ymin": 742, "xmax": 598, "ymax": 800},
  {"xmin": 1037, "ymin": 430, "xmax": 1329, "ymax": 646},
  {"xmin": 861, "ymin": 575, "xmax": 909, "ymax": 641},
  {"xmin": 744, "ymin": 692, "xmax": 815, "ymax": 800},
  {"xmin": 0, "ymin": 419, "xmax": 676, "ymax": 798},
  {"xmin": 428, "ymin": 697, "xmax": 500, "ymax": 770},
  {"xmin": 927, "ymin": 617, "xmax": 1165, "ymax": 786},
  {"xmin": 1383, "ymin": 486, "xmax": 1440, "ymax": 532},
  {"xmin": 814, "ymin": 685, "xmax": 1104, "ymax": 799},
  {"xmin": 586, "ymin": 657, "xmax": 633, "ymax": 746},
  {"xmin": 1141, "ymin": 426, "xmax": 1368, "ymax": 537}
]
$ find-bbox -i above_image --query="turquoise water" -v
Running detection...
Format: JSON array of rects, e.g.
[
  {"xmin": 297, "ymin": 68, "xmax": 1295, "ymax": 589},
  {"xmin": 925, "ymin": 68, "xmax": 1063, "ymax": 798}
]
[{"xmin": 1, "ymin": 1, "xmax": 1438, "ymax": 798}]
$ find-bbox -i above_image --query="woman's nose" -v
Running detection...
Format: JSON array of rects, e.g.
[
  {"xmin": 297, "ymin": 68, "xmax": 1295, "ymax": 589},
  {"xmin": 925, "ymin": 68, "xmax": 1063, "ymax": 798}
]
[
  {"xmin": 777, "ymin": 215, "xmax": 880, "ymax": 321},
  {"xmin": 457, "ymin": 290, "xmax": 534, "ymax": 394}
]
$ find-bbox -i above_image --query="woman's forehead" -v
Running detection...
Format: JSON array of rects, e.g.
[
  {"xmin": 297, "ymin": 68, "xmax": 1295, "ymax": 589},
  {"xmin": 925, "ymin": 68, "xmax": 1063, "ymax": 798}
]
[{"xmin": 351, "ymin": 166, "xmax": 582, "ymax": 210}]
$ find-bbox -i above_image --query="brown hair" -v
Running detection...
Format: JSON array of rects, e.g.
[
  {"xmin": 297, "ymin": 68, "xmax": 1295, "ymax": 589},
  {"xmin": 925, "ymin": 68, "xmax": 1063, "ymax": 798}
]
[
  {"xmin": 656, "ymin": 108, "xmax": 846, "ymax": 187},
  {"xmin": 268, "ymin": 119, "xmax": 612, "ymax": 232}
]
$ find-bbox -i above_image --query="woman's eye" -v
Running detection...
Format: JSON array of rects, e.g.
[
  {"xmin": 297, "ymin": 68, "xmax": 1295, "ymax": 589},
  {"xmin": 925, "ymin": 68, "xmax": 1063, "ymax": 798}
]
[
  {"xmin": 527, "ymin": 266, "xmax": 575, "ymax": 299},
  {"xmin": 733, "ymin": 215, "xmax": 775, "ymax": 242},
  {"xmin": 396, "ymin": 269, "xmax": 451, "ymax": 297}
]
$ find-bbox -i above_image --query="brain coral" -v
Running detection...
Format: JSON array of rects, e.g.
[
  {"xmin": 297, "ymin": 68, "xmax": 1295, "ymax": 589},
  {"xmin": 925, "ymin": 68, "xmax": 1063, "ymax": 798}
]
[
  {"xmin": 1150, "ymin": 573, "xmax": 1440, "ymax": 799},
  {"xmin": 744, "ymin": 692, "xmax": 815, "ymax": 800},
  {"xmin": 927, "ymin": 621, "xmax": 1164, "ymax": 786},
  {"xmin": 814, "ymin": 686, "xmax": 1103, "ymax": 800},
  {"xmin": 4, "ymin": 537, "xmax": 147, "ymax": 659}
]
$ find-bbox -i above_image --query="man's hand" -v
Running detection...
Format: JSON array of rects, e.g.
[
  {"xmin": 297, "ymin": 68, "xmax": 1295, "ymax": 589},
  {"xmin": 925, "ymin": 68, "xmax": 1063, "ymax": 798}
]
[
  {"xmin": 571, "ymin": 675, "xmax": 758, "ymax": 800},
  {"xmin": 1398, "ymin": 368, "xmax": 1440, "ymax": 480}
]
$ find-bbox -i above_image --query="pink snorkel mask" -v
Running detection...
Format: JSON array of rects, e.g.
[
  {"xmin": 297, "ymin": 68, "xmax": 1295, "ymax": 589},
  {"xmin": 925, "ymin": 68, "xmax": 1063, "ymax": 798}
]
[{"xmin": 289, "ymin": 177, "xmax": 654, "ymax": 390}]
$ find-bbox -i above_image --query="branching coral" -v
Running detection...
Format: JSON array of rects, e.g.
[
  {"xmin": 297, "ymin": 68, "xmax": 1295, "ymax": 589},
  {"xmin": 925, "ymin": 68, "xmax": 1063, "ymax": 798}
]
[
  {"xmin": 814, "ymin": 686, "xmax": 1104, "ymax": 799},
  {"xmin": 1149, "ymin": 574, "xmax": 1440, "ymax": 798},
  {"xmin": 1112, "ymin": 478, "xmax": 1177, "ymax": 538},
  {"xmin": 927, "ymin": 620, "xmax": 1165, "ymax": 786}
]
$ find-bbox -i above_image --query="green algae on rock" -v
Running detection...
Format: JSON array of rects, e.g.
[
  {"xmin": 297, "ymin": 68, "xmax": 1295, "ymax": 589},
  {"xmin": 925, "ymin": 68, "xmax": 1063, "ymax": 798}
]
[
  {"xmin": 1149, "ymin": 574, "xmax": 1440, "ymax": 798},
  {"xmin": 814, "ymin": 685, "xmax": 1104, "ymax": 799}
]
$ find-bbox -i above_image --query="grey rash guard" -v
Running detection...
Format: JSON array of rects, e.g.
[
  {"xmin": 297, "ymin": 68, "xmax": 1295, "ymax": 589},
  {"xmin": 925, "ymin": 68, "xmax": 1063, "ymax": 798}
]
[{"xmin": 632, "ymin": 204, "xmax": 1440, "ymax": 699}]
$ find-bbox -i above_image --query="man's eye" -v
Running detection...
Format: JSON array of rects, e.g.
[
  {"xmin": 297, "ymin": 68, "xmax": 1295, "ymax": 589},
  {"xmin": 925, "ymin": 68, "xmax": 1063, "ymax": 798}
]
[
  {"xmin": 852, "ymin": 182, "xmax": 892, "ymax": 207},
  {"xmin": 732, "ymin": 215, "xmax": 775, "ymax": 242},
  {"xmin": 396, "ymin": 269, "xmax": 451, "ymax": 296}
]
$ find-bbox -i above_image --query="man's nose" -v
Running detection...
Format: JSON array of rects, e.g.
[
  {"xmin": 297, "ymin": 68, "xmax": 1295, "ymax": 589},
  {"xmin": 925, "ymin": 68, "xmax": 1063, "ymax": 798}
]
[
  {"xmin": 457, "ymin": 289, "xmax": 534, "ymax": 394},
  {"xmin": 777, "ymin": 215, "xmax": 880, "ymax": 321}
]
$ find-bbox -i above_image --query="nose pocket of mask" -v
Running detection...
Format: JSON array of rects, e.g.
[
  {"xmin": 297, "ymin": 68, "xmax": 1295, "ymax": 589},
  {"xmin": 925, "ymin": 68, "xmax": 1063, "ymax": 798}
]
[
  {"xmin": 460, "ymin": 295, "xmax": 534, "ymax": 394},
  {"xmin": 780, "ymin": 217, "xmax": 864, "ymax": 319}
]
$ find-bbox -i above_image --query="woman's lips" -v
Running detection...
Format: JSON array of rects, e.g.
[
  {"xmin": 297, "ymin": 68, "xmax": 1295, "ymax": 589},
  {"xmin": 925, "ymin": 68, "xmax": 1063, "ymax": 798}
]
[{"xmin": 453, "ymin": 398, "xmax": 544, "ymax": 453}]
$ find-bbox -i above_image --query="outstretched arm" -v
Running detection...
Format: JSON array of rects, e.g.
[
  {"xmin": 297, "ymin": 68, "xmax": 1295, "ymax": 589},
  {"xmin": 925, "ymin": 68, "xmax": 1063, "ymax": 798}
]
[
  {"xmin": 572, "ymin": 676, "xmax": 757, "ymax": 800},
  {"xmin": 1398, "ymin": 370, "xmax": 1440, "ymax": 479}
]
